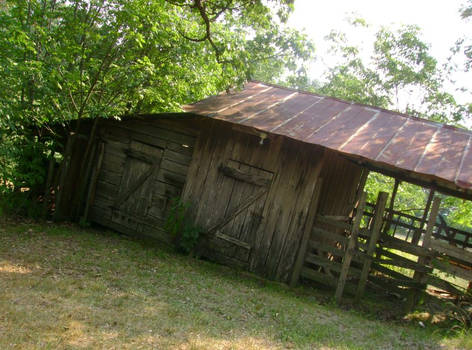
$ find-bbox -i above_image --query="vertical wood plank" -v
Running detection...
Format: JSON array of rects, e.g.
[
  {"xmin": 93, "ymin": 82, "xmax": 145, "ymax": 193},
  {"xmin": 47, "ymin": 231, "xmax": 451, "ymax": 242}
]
[
  {"xmin": 180, "ymin": 120, "xmax": 214, "ymax": 208},
  {"xmin": 289, "ymin": 177, "xmax": 324, "ymax": 287},
  {"xmin": 353, "ymin": 168, "xmax": 369, "ymax": 209},
  {"xmin": 411, "ymin": 188, "xmax": 435, "ymax": 245},
  {"xmin": 82, "ymin": 141, "xmax": 105, "ymax": 222},
  {"xmin": 275, "ymin": 145, "xmax": 325, "ymax": 282},
  {"xmin": 383, "ymin": 179, "xmax": 400, "ymax": 235},
  {"xmin": 335, "ymin": 191, "xmax": 367, "ymax": 304},
  {"xmin": 407, "ymin": 196, "xmax": 441, "ymax": 310},
  {"xmin": 73, "ymin": 140, "xmax": 98, "ymax": 220},
  {"xmin": 355, "ymin": 191, "xmax": 388, "ymax": 300}
]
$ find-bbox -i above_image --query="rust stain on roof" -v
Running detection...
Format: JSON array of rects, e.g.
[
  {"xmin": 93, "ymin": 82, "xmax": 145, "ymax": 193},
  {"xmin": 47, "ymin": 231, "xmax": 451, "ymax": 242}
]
[{"xmin": 184, "ymin": 81, "xmax": 472, "ymax": 191}]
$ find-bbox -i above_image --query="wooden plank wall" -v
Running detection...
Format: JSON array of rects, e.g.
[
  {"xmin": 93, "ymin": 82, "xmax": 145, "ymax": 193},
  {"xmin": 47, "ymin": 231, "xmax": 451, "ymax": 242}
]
[
  {"xmin": 182, "ymin": 119, "xmax": 361, "ymax": 282},
  {"xmin": 88, "ymin": 117, "xmax": 198, "ymax": 244},
  {"xmin": 54, "ymin": 120, "xmax": 95, "ymax": 220},
  {"xmin": 318, "ymin": 151, "xmax": 363, "ymax": 217}
]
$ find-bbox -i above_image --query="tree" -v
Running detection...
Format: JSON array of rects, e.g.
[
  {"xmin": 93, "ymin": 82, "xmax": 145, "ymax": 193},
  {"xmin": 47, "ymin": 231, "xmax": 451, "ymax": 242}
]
[
  {"xmin": 317, "ymin": 22, "xmax": 470, "ymax": 125},
  {"xmin": 313, "ymin": 20, "xmax": 472, "ymax": 228},
  {"xmin": 458, "ymin": 0, "xmax": 472, "ymax": 71},
  {"xmin": 0, "ymin": 0, "xmax": 314, "ymax": 190}
]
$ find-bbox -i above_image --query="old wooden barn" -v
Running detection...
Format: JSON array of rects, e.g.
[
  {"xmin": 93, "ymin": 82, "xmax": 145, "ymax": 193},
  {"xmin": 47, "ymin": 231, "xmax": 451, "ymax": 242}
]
[{"xmin": 56, "ymin": 81, "xmax": 472, "ymax": 303}]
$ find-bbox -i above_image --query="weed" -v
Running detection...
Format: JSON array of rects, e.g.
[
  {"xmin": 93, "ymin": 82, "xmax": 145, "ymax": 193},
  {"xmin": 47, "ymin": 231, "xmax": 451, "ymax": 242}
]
[
  {"xmin": 0, "ymin": 189, "xmax": 43, "ymax": 219},
  {"xmin": 164, "ymin": 198, "xmax": 201, "ymax": 254},
  {"xmin": 446, "ymin": 300, "xmax": 472, "ymax": 331}
]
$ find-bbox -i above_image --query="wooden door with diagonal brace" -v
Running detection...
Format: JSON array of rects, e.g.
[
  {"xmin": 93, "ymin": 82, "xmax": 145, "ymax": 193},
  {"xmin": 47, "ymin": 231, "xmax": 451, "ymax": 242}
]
[
  {"xmin": 110, "ymin": 140, "xmax": 164, "ymax": 232},
  {"xmin": 204, "ymin": 159, "xmax": 274, "ymax": 268}
]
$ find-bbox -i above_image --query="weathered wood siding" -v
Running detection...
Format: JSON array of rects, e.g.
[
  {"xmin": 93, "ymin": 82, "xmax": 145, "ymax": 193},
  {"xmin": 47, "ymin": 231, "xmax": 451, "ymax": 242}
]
[
  {"xmin": 88, "ymin": 117, "xmax": 197, "ymax": 243},
  {"xmin": 85, "ymin": 115, "xmax": 362, "ymax": 283},
  {"xmin": 182, "ymin": 119, "xmax": 328, "ymax": 282},
  {"xmin": 318, "ymin": 150, "xmax": 363, "ymax": 216}
]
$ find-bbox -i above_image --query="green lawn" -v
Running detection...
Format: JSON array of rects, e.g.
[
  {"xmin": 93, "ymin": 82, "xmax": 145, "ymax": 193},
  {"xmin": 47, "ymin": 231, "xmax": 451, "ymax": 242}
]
[{"xmin": 0, "ymin": 220, "xmax": 471, "ymax": 349}]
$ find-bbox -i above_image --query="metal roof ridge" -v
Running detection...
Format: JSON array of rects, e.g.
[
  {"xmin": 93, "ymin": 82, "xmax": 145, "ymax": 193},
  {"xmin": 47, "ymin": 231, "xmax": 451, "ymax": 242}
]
[{"xmin": 212, "ymin": 85, "xmax": 273, "ymax": 115}]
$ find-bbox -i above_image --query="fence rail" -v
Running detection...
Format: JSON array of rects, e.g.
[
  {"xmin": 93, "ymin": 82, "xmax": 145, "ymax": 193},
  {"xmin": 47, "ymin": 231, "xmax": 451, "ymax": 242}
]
[
  {"xmin": 293, "ymin": 190, "xmax": 472, "ymax": 307},
  {"xmin": 364, "ymin": 202, "xmax": 472, "ymax": 249}
]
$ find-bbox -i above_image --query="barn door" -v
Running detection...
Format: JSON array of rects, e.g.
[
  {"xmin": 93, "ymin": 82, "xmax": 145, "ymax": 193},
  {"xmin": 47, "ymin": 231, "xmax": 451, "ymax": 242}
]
[
  {"xmin": 110, "ymin": 140, "xmax": 164, "ymax": 232},
  {"xmin": 205, "ymin": 160, "xmax": 274, "ymax": 267}
]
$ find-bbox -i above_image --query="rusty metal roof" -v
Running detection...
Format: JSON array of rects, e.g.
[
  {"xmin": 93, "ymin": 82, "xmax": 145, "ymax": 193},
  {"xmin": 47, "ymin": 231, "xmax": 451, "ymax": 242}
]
[{"xmin": 184, "ymin": 81, "xmax": 472, "ymax": 194}]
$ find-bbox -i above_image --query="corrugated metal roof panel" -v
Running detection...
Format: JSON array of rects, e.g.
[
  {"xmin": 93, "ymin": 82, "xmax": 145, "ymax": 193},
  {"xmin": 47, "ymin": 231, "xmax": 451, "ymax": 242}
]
[{"xmin": 184, "ymin": 81, "xmax": 472, "ymax": 192}]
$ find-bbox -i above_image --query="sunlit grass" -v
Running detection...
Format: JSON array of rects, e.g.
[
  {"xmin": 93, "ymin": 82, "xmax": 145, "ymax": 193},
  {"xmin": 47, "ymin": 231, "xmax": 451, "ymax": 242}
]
[{"xmin": 0, "ymin": 220, "xmax": 471, "ymax": 349}]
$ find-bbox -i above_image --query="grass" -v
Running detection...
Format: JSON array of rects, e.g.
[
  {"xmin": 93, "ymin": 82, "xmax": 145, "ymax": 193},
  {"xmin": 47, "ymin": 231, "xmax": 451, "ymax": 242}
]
[{"xmin": 1, "ymin": 220, "xmax": 472, "ymax": 349}]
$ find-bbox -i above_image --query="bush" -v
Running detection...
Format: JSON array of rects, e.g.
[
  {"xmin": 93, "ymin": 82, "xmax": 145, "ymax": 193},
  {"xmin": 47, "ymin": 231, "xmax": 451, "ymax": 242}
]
[
  {"xmin": 0, "ymin": 189, "xmax": 43, "ymax": 219},
  {"xmin": 0, "ymin": 133, "xmax": 49, "ymax": 192},
  {"xmin": 164, "ymin": 199, "xmax": 201, "ymax": 254}
]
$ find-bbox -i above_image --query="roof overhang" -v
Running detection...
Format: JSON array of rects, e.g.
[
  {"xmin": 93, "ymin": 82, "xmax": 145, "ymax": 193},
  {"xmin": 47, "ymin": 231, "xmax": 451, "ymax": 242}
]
[{"xmin": 184, "ymin": 81, "xmax": 472, "ymax": 200}]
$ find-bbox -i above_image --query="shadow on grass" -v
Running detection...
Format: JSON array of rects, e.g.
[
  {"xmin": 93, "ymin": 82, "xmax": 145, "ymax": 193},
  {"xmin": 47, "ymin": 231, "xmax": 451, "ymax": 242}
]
[{"xmin": 0, "ymin": 221, "xmax": 469, "ymax": 349}]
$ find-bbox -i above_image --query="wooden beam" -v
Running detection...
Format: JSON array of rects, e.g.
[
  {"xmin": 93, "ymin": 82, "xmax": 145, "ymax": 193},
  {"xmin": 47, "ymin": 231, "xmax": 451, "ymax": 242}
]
[
  {"xmin": 411, "ymin": 188, "xmax": 435, "ymax": 245},
  {"xmin": 383, "ymin": 179, "xmax": 400, "ymax": 235},
  {"xmin": 356, "ymin": 191, "xmax": 388, "ymax": 301},
  {"xmin": 335, "ymin": 191, "xmax": 367, "ymax": 304},
  {"xmin": 349, "ymin": 168, "xmax": 369, "ymax": 218},
  {"xmin": 431, "ymin": 257, "xmax": 472, "ymax": 281},
  {"xmin": 214, "ymin": 231, "xmax": 251, "ymax": 250},
  {"xmin": 348, "ymin": 158, "xmax": 472, "ymax": 201},
  {"xmin": 219, "ymin": 163, "xmax": 272, "ymax": 187},
  {"xmin": 431, "ymin": 240, "xmax": 472, "ymax": 265},
  {"xmin": 355, "ymin": 168, "xmax": 369, "ymax": 203}
]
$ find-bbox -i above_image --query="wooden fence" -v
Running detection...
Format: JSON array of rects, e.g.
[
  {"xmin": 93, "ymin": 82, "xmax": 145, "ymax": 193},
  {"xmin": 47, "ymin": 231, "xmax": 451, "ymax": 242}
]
[
  {"xmin": 364, "ymin": 202, "xmax": 472, "ymax": 249},
  {"xmin": 291, "ymin": 187, "xmax": 472, "ymax": 307}
]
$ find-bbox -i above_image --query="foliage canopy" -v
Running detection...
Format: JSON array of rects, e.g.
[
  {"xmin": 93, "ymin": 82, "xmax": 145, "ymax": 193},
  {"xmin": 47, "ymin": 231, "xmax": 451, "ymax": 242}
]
[{"xmin": 0, "ymin": 0, "xmax": 313, "ymax": 189}]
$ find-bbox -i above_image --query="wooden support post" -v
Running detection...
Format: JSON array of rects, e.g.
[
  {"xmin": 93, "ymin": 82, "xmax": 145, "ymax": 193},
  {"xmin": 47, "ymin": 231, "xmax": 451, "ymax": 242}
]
[
  {"xmin": 355, "ymin": 191, "xmax": 388, "ymax": 301},
  {"xmin": 383, "ymin": 179, "xmax": 400, "ymax": 235},
  {"xmin": 335, "ymin": 191, "xmax": 367, "ymax": 304},
  {"xmin": 350, "ymin": 168, "xmax": 369, "ymax": 216},
  {"xmin": 411, "ymin": 188, "xmax": 435, "ymax": 245},
  {"xmin": 290, "ymin": 178, "xmax": 324, "ymax": 287},
  {"xmin": 407, "ymin": 196, "xmax": 441, "ymax": 311}
]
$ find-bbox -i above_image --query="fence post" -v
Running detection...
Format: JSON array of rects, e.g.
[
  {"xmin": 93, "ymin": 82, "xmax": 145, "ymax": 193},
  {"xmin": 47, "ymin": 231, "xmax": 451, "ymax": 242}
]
[
  {"xmin": 335, "ymin": 191, "xmax": 367, "ymax": 304},
  {"xmin": 406, "ymin": 196, "xmax": 441, "ymax": 311},
  {"xmin": 383, "ymin": 179, "xmax": 399, "ymax": 235},
  {"xmin": 290, "ymin": 178, "xmax": 323, "ymax": 287},
  {"xmin": 355, "ymin": 191, "xmax": 388, "ymax": 301},
  {"xmin": 411, "ymin": 189, "xmax": 435, "ymax": 245}
]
